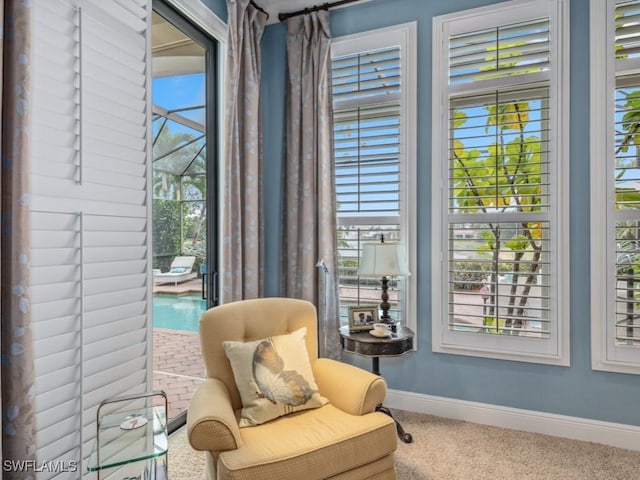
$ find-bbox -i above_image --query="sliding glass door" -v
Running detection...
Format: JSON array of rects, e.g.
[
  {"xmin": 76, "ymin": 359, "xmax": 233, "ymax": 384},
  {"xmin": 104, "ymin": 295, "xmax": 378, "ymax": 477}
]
[{"xmin": 151, "ymin": 0, "xmax": 219, "ymax": 429}]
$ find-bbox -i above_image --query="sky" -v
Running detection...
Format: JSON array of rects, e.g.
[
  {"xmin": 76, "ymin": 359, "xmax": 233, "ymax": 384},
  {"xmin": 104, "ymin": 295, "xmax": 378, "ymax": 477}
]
[{"xmin": 153, "ymin": 73, "xmax": 206, "ymax": 128}]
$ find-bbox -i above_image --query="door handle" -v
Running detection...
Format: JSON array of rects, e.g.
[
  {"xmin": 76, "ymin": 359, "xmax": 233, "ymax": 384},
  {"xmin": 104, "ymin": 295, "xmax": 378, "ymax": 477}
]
[
  {"xmin": 201, "ymin": 272, "xmax": 208, "ymax": 300},
  {"xmin": 211, "ymin": 271, "xmax": 218, "ymax": 304}
]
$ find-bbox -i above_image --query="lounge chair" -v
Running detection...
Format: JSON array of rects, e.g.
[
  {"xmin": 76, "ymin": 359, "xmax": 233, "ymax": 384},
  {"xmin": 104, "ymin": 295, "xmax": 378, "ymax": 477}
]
[{"xmin": 153, "ymin": 256, "xmax": 198, "ymax": 285}]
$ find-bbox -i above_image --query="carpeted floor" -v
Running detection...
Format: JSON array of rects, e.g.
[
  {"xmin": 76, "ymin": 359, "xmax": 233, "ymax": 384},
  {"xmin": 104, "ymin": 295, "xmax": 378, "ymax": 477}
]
[{"xmin": 168, "ymin": 409, "xmax": 640, "ymax": 479}]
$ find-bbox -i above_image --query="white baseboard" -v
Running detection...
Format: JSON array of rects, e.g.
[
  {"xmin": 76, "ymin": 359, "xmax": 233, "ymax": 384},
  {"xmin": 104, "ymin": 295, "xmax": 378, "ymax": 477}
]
[{"xmin": 385, "ymin": 389, "xmax": 640, "ymax": 452}]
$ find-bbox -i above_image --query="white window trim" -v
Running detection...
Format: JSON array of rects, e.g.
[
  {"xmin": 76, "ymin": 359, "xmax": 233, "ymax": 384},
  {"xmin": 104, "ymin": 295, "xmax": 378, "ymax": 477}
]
[
  {"xmin": 332, "ymin": 22, "xmax": 418, "ymax": 336},
  {"xmin": 165, "ymin": 0, "xmax": 227, "ymax": 40},
  {"xmin": 431, "ymin": 0, "xmax": 571, "ymax": 365},
  {"xmin": 590, "ymin": 0, "xmax": 640, "ymax": 375}
]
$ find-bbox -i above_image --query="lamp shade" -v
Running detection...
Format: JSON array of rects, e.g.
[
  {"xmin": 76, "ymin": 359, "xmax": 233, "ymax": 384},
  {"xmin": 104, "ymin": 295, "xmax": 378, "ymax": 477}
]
[{"xmin": 358, "ymin": 242, "xmax": 407, "ymax": 277}]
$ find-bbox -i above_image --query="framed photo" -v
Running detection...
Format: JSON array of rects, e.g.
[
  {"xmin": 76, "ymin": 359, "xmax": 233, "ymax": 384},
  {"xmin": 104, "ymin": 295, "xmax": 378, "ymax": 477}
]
[{"xmin": 348, "ymin": 306, "xmax": 379, "ymax": 332}]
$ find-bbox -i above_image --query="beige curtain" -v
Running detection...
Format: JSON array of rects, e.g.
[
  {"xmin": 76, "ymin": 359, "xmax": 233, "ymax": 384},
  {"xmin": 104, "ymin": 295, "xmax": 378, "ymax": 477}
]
[
  {"xmin": 1, "ymin": 0, "xmax": 37, "ymax": 469},
  {"xmin": 282, "ymin": 11, "xmax": 340, "ymax": 359},
  {"xmin": 222, "ymin": 0, "xmax": 267, "ymax": 303}
]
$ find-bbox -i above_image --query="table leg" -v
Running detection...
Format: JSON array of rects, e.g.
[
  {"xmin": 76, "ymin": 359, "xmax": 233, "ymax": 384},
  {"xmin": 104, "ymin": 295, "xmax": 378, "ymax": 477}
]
[
  {"xmin": 376, "ymin": 405, "xmax": 413, "ymax": 443},
  {"xmin": 371, "ymin": 357, "xmax": 412, "ymax": 443}
]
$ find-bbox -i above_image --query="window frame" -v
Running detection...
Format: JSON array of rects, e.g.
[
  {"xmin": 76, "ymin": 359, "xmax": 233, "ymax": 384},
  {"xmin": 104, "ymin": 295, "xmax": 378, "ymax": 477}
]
[
  {"xmin": 432, "ymin": 0, "xmax": 570, "ymax": 365},
  {"xmin": 331, "ymin": 22, "xmax": 417, "ymax": 335},
  {"xmin": 590, "ymin": 0, "xmax": 640, "ymax": 375}
]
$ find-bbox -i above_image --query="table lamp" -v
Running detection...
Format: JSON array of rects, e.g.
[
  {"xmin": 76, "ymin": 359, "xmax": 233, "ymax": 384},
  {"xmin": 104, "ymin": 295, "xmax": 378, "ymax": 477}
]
[{"xmin": 358, "ymin": 236, "xmax": 407, "ymax": 325}]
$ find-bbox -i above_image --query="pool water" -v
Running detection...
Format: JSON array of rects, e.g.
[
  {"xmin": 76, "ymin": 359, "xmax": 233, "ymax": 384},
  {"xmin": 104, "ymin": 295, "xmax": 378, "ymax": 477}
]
[{"xmin": 153, "ymin": 294, "xmax": 207, "ymax": 332}]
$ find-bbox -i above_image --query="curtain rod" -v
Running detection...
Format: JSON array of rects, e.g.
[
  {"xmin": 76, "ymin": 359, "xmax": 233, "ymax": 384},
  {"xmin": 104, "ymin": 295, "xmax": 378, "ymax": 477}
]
[
  {"xmin": 250, "ymin": 0, "xmax": 269, "ymax": 19},
  {"xmin": 278, "ymin": 0, "xmax": 361, "ymax": 22}
]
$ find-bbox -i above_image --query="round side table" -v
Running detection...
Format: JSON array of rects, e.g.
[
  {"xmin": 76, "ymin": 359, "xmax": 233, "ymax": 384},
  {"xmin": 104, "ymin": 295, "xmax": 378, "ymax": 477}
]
[{"xmin": 339, "ymin": 325, "xmax": 415, "ymax": 443}]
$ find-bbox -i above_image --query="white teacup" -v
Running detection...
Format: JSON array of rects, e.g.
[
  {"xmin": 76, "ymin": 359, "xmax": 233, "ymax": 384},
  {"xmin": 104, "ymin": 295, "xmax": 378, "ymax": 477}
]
[{"xmin": 373, "ymin": 323, "xmax": 390, "ymax": 335}]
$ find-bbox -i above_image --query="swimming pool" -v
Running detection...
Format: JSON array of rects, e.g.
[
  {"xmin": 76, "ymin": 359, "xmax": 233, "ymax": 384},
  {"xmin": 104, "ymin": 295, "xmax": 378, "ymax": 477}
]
[{"xmin": 153, "ymin": 294, "xmax": 207, "ymax": 332}]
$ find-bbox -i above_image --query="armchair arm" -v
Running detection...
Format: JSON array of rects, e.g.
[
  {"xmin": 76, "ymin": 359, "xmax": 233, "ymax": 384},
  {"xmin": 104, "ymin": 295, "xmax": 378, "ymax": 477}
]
[
  {"xmin": 313, "ymin": 358, "xmax": 387, "ymax": 416},
  {"xmin": 187, "ymin": 378, "xmax": 243, "ymax": 452}
]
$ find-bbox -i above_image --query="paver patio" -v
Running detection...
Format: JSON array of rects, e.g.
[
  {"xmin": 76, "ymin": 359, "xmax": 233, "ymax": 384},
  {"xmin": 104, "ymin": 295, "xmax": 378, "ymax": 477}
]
[{"xmin": 153, "ymin": 328, "xmax": 205, "ymax": 420}]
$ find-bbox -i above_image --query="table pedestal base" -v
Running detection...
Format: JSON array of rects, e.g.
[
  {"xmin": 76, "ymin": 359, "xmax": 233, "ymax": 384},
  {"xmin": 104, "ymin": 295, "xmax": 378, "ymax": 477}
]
[
  {"xmin": 338, "ymin": 325, "xmax": 415, "ymax": 445},
  {"xmin": 376, "ymin": 404, "xmax": 413, "ymax": 443},
  {"xmin": 371, "ymin": 357, "xmax": 412, "ymax": 443}
]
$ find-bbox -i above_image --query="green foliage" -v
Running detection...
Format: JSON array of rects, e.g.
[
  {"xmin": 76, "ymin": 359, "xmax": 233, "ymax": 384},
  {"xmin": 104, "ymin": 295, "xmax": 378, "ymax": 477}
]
[
  {"xmin": 619, "ymin": 90, "xmax": 640, "ymax": 154},
  {"xmin": 152, "ymin": 123, "xmax": 208, "ymax": 273},
  {"xmin": 452, "ymin": 261, "xmax": 513, "ymax": 291},
  {"xmin": 153, "ymin": 199, "xmax": 181, "ymax": 271},
  {"xmin": 483, "ymin": 316, "xmax": 507, "ymax": 334},
  {"xmin": 452, "ymin": 262, "xmax": 488, "ymax": 291}
]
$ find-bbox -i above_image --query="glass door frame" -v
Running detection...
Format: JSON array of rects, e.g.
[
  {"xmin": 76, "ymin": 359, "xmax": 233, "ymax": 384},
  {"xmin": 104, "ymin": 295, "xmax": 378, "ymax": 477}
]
[{"xmin": 152, "ymin": 0, "xmax": 220, "ymax": 433}]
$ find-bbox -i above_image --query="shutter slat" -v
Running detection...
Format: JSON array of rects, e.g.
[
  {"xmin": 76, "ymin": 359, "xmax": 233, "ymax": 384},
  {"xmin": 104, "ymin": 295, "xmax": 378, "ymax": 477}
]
[
  {"xmin": 36, "ymin": 399, "xmax": 80, "ymax": 437},
  {"xmin": 83, "ymin": 331, "xmax": 147, "ymax": 363},
  {"xmin": 84, "ymin": 105, "xmax": 146, "ymax": 137},
  {"xmin": 83, "ymin": 302, "xmax": 147, "ymax": 329},
  {"xmin": 84, "ymin": 316, "xmax": 146, "ymax": 345}
]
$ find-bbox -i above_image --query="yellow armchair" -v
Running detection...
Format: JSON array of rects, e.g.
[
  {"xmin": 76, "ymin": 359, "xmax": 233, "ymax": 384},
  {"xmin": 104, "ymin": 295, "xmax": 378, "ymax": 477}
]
[{"xmin": 187, "ymin": 297, "xmax": 397, "ymax": 480}]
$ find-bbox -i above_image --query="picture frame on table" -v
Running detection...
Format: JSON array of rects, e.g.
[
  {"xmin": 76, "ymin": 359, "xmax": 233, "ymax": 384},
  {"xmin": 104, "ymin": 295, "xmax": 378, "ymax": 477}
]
[{"xmin": 348, "ymin": 306, "xmax": 379, "ymax": 332}]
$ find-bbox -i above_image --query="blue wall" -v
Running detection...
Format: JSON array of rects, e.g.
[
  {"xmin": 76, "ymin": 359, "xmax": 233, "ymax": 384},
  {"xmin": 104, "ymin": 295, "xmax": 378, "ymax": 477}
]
[
  {"xmin": 208, "ymin": 0, "xmax": 640, "ymax": 426},
  {"xmin": 262, "ymin": 23, "xmax": 288, "ymax": 295}
]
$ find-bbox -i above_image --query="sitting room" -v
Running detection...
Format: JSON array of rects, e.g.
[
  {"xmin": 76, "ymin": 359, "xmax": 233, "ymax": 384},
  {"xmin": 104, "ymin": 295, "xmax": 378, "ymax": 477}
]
[{"xmin": 2, "ymin": 0, "xmax": 640, "ymax": 478}]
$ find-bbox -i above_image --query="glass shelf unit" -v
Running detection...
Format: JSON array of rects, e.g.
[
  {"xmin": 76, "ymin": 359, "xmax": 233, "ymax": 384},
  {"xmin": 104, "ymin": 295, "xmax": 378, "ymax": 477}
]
[{"xmin": 88, "ymin": 391, "xmax": 168, "ymax": 478}]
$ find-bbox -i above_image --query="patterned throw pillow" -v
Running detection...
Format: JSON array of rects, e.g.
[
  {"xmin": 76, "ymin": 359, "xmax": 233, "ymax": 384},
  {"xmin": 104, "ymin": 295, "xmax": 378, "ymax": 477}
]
[{"xmin": 222, "ymin": 327, "xmax": 328, "ymax": 427}]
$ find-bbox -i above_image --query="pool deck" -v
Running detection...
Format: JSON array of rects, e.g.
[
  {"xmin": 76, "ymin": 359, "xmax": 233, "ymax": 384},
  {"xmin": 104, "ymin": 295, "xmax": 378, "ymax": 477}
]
[
  {"xmin": 153, "ymin": 328, "xmax": 205, "ymax": 420},
  {"xmin": 153, "ymin": 277, "xmax": 202, "ymax": 295},
  {"xmin": 153, "ymin": 278, "xmax": 206, "ymax": 420}
]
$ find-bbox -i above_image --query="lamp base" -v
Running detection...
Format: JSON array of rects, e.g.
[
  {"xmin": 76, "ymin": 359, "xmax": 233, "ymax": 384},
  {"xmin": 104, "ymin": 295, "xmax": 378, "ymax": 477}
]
[
  {"xmin": 379, "ymin": 276, "xmax": 393, "ymax": 328},
  {"xmin": 379, "ymin": 315, "xmax": 397, "ymax": 332}
]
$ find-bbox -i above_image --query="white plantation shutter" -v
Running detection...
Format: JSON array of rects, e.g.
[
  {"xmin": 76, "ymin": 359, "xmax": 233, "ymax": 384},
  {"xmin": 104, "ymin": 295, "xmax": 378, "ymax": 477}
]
[
  {"xmin": 591, "ymin": 0, "xmax": 640, "ymax": 373},
  {"xmin": 31, "ymin": 0, "xmax": 151, "ymax": 473},
  {"xmin": 616, "ymin": 1, "xmax": 640, "ymax": 69},
  {"xmin": 331, "ymin": 24, "xmax": 416, "ymax": 329},
  {"xmin": 448, "ymin": 18, "xmax": 550, "ymax": 87},
  {"xmin": 334, "ymin": 104, "xmax": 401, "ymax": 217},
  {"xmin": 613, "ymin": 0, "xmax": 640, "ymax": 353},
  {"xmin": 331, "ymin": 47, "xmax": 400, "ymax": 106},
  {"xmin": 31, "ymin": 210, "xmax": 82, "ymax": 469},
  {"xmin": 447, "ymin": 87, "xmax": 552, "ymax": 337},
  {"xmin": 433, "ymin": 0, "xmax": 569, "ymax": 364},
  {"xmin": 332, "ymin": 49, "xmax": 402, "ymax": 316}
]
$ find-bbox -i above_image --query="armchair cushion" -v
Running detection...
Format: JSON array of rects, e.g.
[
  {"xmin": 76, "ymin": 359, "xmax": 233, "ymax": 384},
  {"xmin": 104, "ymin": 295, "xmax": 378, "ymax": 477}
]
[
  {"xmin": 222, "ymin": 327, "xmax": 328, "ymax": 426},
  {"xmin": 217, "ymin": 404, "xmax": 396, "ymax": 480}
]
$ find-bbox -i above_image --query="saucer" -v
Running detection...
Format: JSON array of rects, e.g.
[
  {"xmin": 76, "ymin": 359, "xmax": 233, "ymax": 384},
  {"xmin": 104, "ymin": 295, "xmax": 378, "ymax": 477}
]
[
  {"xmin": 369, "ymin": 329, "xmax": 391, "ymax": 338},
  {"xmin": 120, "ymin": 415, "xmax": 148, "ymax": 430}
]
